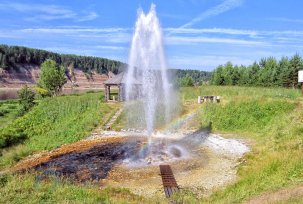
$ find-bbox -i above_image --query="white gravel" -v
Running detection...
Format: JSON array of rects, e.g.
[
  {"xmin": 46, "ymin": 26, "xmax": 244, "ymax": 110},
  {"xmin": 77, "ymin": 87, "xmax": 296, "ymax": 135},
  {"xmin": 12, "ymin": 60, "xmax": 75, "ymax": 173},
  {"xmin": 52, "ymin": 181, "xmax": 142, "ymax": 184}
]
[{"xmin": 203, "ymin": 133, "xmax": 250, "ymax": 157}]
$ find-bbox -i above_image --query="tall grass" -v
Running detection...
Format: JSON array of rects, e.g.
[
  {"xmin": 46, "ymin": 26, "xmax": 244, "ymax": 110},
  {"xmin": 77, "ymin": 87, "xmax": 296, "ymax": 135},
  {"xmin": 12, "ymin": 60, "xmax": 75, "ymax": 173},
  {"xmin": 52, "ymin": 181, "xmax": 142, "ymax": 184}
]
[
  {"xmin": 181, "ymin": 85, "xmax": 301, "ymax": 101},
  {"xmin": 176, "ymin": 86, "xmax": 303, "ymax": 203},
  {"xmin": 0, "ymin": 173, "xmax": 159, "ymax": 204},
  {"xmin": 200, "ymin": 100, "xmax": 295, "ymax": 133},
  {"xmin": 0, "ymin": 92, "xmax": 117, "ymax": 168},
  {"xmin": 0, "ymin": 100, "xmax": 19, "ymax": 128}
]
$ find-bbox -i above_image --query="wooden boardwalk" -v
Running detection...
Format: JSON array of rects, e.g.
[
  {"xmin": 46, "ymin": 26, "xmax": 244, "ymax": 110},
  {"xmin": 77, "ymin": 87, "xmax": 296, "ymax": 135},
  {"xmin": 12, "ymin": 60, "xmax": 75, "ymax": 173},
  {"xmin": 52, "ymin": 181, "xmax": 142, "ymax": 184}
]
[{"xmin": 159, "ymin": 165, "xmax": 179, "ymax": 198}]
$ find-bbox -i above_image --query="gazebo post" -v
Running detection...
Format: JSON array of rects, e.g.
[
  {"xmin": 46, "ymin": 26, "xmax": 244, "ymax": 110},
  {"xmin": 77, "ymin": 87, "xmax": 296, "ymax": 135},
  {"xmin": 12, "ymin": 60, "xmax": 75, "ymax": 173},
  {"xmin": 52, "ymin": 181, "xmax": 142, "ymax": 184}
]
[
  {"xmin": 107, "ymin": 85, "xmax": 111, "ymax": 101},
  {"xmin": 104, "ymin": 85, "xmax": 108, "ymax": 101}
]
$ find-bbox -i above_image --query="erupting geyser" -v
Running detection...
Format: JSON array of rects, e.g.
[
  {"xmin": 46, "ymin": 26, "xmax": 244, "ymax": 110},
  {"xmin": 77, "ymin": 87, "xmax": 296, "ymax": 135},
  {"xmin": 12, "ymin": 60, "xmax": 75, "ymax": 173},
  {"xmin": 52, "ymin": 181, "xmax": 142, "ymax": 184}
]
[
  {"xmin": 123, "ymin": 4, "xmax": 183, "ymax": 166},
  {"xmin": 125, "ymin": 4, "xmax": 173, "ymax": 137}
]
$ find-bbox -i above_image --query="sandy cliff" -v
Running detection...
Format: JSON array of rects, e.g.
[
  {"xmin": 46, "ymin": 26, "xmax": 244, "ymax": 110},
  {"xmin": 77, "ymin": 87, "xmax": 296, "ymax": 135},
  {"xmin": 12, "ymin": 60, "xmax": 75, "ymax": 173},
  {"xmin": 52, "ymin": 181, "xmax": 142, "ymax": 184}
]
[{"xmin": 0, "ymin": 65, "xmax": 113, "ymax": 89}]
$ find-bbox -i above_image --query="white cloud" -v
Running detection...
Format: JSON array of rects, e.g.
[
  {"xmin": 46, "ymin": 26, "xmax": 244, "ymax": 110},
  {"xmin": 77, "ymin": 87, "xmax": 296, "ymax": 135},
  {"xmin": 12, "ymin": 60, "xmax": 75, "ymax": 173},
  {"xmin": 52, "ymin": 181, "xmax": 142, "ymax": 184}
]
[
  {"xmin": 77, "ymin": 12, "xmax": 98, "ymax": 22},
  {"xmin": 166, "ymin": 27, "xmax": 258, "ymax": 36},
  {"xmin": 166, "ymin": 27, "xmax": 303, "ymax": 37},
  {"xmin": 0, "ymin": 2, "xmax": 98, "ymax": 22},
  {"xmin": 96, "ymin": 45, "xmax": 126, "ymax": 50},
  {"xmin": 268, "ymin": 17, "xmax": 303, "ymax": 24},
  {"xmin": 166, "ymin": 36, "xmax": 264, "ymax": 46},
  {"xmin": 168, "ymin": 55, "xmax": 254, "ymax": 69},
  {"xmin": 180, "ymin": 0, "xmax": 244, "ymax": 28},
  {"xmin": 20, "ymin": 27, "xmax": 132, "ymax": 43},
  {"xmin": 21, "ymin": 28, "xmax": 129, "ymax": 34}
]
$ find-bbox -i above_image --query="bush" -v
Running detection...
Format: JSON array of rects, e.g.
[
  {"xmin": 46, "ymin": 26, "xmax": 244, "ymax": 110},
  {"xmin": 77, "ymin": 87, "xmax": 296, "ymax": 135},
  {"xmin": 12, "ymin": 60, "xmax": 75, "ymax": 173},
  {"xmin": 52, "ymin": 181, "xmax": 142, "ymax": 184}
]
[
  {"xmin": 37, "ymin": 59, "xmax": 66, "ymax": 96},
  {"xmin": 33, "ymin": 87, "xmax": 51, "ymax": 98},
  {"xmin": 0, "ymin": 128, "xmax": 27, "ymax": 148},
  {"xmin": 0, "ymin": 109, "xmax": 9, "ymax": 116},
  {"xmin": 17, "ymin": 85, "xmax": 35, "ymax": 116},
  {"xmin": 177, "ymin": 75, "xmax": 195, "ymax": 87}
]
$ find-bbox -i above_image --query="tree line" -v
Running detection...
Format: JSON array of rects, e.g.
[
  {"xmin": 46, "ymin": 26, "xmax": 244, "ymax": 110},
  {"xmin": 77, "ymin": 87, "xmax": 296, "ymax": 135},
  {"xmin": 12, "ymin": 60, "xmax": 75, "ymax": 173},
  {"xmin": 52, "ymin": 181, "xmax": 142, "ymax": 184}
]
[
  {"xmin": 0, "ymin": 44, "xmax": 126, "ymax": 74},
  {"xmin": 169, "ymin": 69, "xmax": 211, "ymax": 86},
  {"xmin": 211, "ymin": 54, "xmax": 303, "ymax": 88}
]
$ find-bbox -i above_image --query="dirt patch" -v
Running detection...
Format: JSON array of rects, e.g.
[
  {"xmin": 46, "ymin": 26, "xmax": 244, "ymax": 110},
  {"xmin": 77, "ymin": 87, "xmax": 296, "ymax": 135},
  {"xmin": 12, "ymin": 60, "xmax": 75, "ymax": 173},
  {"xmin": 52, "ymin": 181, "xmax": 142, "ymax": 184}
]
[
  {"xmin": 244, "ymin": 185, "xmax": 303, "ymax": 204},
  {"xmin": 0, "ymin": 65, "xmax": 110, "ymax": 89},
  {"xmin": 13, "ymin": 137, "xmax": 144, "ymax": 183}
]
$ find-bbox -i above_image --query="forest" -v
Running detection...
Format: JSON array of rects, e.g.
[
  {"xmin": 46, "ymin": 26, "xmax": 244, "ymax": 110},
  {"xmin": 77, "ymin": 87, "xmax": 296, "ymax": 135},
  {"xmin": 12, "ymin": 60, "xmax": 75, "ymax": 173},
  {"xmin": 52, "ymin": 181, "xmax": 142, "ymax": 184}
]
[
  {"xmin": 171, "ymin": 69, "xmax": 211, "ymax": 86},
  {"xmin": 0, "ymin": 44, "xmax": 211, "ymax": 84},
  {"xmin": 0, "ymin": 44, "xmax": 126, "ymax": 74},
  {"xmin": 210, "ymin": 54, "xmax": 303, "ymax": 88}
]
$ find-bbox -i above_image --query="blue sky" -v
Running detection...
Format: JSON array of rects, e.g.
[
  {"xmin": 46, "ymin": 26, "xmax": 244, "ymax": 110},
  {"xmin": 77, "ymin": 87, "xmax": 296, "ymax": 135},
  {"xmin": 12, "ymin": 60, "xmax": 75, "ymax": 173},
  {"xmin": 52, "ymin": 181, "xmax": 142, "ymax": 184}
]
[{"xmin": 0, "ymin": 0, "xmax": 302, "ymax": 71}]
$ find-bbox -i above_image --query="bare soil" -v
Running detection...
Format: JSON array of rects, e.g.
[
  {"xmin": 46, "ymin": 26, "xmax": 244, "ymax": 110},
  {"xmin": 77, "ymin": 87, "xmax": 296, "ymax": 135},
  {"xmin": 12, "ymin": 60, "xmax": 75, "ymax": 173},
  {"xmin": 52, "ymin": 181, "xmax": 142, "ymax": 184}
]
[
  {"xmin": 0, "ymin": 65, "xmax": 111, "ymax": 89},
  {"xmin": 244, "ymin": 186, "xmax": 303, "ymax": 204}
]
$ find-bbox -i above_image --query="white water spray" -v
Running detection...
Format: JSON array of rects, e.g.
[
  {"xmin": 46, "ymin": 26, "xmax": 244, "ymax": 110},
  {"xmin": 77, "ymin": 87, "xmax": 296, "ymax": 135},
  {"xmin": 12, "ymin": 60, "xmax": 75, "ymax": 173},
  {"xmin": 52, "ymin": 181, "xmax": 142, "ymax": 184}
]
[{"xmin": 125, "ymin": 4, "xmax": 172, "ymax": 137}]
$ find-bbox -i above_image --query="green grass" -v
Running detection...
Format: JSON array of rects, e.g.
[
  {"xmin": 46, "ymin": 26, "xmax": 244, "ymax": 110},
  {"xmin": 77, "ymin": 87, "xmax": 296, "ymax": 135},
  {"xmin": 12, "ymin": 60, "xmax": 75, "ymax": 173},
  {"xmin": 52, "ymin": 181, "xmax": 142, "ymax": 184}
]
[
  {"xmin": 0, "ymin": 92, "xmax": 118, "ymax": 169},
  {"xmin": 0, "ymin": 173, "xmax": 159, "ymax": 204},
  {"xmin": 200, "ymin": 100, "xmax": 296, "ymax": 133},
  {"xmin": 175, "ymin": 86, "xmax": 303, "ymax": 203},
  {"xmin": 0, "ymin": 100, "xmax": 19, "ymax": 128},
  {"xmin": 1, "ymin": 86, "xmax": 302, "ymax": 203},
  {"xmin": 181, "ymin": 85, "xmax": 301, "ymax": 101}
]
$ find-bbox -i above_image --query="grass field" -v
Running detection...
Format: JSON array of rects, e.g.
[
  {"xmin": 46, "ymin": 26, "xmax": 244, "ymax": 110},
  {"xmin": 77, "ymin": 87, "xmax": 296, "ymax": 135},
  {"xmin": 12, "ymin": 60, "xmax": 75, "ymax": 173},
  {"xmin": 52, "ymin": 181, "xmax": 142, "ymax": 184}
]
[
  {"xmin": 0, "ymin": 86, "xmax": 302, "ymax": 203},
  {"xmin": 0, "ymin": 173, "xmax": 153, "ymax": 204},
  {"xmin": 0, "ymin": 100, "xmax": 19, "ymax": 129},
  {"xmin": 0, "ymin": 92, "xmax": 119, "ymax": 169},
  {"xmin": 177, "ymin": 86, "xmax": 303, "ymax": 203}
]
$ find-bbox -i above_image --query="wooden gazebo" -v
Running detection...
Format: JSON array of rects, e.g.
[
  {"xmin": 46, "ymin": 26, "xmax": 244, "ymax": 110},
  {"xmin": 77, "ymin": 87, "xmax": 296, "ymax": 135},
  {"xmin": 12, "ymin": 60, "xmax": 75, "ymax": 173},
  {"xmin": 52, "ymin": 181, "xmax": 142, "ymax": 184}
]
[
  {"xmin": 104, "ymin": 72, "xmax": 143, "ymax": 102},
  {"xmin": 104, "ymin": 72, "xmax": 125, "ymax": 102}
]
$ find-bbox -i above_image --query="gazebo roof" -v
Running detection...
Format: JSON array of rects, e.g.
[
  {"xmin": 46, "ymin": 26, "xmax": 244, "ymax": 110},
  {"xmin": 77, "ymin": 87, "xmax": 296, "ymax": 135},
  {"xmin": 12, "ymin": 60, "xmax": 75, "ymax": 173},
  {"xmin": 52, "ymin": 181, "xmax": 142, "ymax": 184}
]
[
  {"xmin": 104, "ymin": 72, "xmax": 141, "ymax": 85},
  {"xmin": 104, "ymin": 72, "xmax": 124, "ymax": 85}
]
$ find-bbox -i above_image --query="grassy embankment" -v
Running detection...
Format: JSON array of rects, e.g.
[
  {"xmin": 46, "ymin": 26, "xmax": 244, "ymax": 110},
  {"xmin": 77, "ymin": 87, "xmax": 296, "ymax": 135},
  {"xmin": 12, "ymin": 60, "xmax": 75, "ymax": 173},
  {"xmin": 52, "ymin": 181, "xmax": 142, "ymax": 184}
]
[
  {"xmin": 0, "ymin": 92, "xmax": 120, "ymax": 168},
  {"xmin": 0, "ymin": 92, "xmax": 154, "ymax": 204},
  {"xmin": 174, "ymin": 86, "xmax": 303, "ymax": 203},
  {"xmin": 0, "ymin": 100, "xmax": 19, "ymax": 129}
]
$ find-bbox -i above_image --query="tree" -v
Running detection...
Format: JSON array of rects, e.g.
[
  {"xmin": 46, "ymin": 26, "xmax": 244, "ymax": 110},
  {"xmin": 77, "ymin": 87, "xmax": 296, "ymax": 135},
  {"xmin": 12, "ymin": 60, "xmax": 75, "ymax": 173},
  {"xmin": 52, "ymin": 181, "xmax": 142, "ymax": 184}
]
[
  {"xmin": 248, "ymin": 62, "xmax": 261, "ymax": 86},
  {"xmin": 178, "ymin": 75, "xmax": 194, "ymax": 87},
  {"xmin": 38, "ymin": 59, "xmax": 66, "ymax": 96},
  {"xmin": 288, "ymin": 54, "xmax": 303, "ymax": 88},
  {"xmin": 211, "ymin": 65, "xmax": 225, "ymax": 85},
  {"xmin": 223, "ymin": 62, "xmax": 233, "ymax": 85},
  {"xmin": 17, "ymin": 85, "xmax": 35, "ymax": 116},
  {"xmin": 231, "ymin": 65, "xmax": 240, "ymax": 85},
  {"xmin": 238, "ymin": 65, "xmax": 249, "ymax": 86},
  {"xmin": 276, "ymin": 56, "xmax": 289, "ymax": 87}
]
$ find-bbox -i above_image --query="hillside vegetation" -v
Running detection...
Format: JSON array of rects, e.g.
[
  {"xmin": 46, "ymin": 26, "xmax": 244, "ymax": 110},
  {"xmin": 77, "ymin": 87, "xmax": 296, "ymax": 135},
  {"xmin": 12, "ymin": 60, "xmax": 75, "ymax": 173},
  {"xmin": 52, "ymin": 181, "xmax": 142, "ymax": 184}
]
[
  {"xmin": 177, "ymin": 86, "xmax": 303, "ymax": 203},
  {"xmin": 0, "ymin": 44, "xmax": 125, "ymax": 74},
  {"xmin": 0, "ymin": 92, "xmax": 119, "ymax": 169},
  {"xmin": 0, "ymin": 44, "xmax": 211, "ymax": 86}
]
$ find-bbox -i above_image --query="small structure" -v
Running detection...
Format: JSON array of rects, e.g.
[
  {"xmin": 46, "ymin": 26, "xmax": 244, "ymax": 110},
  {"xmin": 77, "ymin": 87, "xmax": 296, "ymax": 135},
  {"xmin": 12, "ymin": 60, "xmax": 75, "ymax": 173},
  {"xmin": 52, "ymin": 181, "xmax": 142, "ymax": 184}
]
[
  {"xmin": 104, "ymin": 72, "xmax": 141, "ymax": 102},
  {"xmin": 198, "ymin": 95, "xmax": 220, "ymax": 103},
  {"xmin": 104, "ymin": 72, "xmax": 125, "ymax": 102}
]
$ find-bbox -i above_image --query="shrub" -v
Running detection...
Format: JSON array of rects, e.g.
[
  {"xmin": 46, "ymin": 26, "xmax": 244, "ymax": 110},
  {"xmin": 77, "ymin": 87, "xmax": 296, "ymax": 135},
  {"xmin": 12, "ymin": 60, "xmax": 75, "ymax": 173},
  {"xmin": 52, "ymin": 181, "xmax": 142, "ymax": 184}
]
[
  {"xmin": 33, "ymin": 87, "xmax": 51, "ymax": 98},
  {"xmin": 17, "ymin": 85, "xmax": 36, "ymax": 116},
  {"xmin": 37, "ymin": 59, "xmax": 66, "ymax": 96}
]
